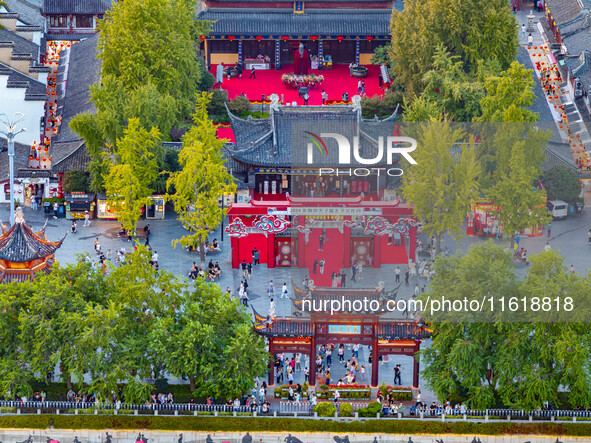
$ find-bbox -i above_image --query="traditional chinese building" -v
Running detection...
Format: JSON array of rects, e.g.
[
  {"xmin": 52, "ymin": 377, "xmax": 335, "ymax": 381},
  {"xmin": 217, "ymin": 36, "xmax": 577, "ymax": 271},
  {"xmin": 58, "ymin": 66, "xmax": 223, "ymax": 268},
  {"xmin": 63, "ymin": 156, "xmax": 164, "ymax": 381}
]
[
  {"xmin": 42, "ymin": 0, "xmax": 111, "ymax": 42},
  {"xmin": 198, "ymin": 0, "xmax": 398, "ymax": 68},
  {"xmin": 0, "ymin": 208, "xmax": 65, "ymax": 283},
  {"xmin": 253, "ymin": 283, "xmax": 431, "ymax": 387}
]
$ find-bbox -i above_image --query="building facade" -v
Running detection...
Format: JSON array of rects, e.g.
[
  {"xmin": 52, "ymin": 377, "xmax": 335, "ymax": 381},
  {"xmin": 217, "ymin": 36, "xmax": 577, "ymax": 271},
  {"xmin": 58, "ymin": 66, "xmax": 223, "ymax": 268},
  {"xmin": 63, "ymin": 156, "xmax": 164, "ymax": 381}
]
[{"xmin": 198, "ymin": 0, "xmax": 396, "ymax": 68}]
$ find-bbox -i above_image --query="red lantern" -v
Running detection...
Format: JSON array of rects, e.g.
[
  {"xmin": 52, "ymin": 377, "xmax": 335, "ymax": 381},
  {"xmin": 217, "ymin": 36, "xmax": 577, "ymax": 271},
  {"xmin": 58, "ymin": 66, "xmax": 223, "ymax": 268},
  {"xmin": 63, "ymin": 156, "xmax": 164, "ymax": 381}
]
[
  {"xmin": 336, "ymin": 36, "xmax": 344, "ymax": 41},
  {"xmin": 310, "ymin": 36, "xmax": 318, "ymax": 41},
  {"xmin": 44, "ymin": 147, "xmax": 49, "ymax": 152},
  {"xmin": 228, "ymin": 35, "xmax": 235, "ymax": 41},
  {"xmin": 281, "ymin": 35, "xmax": 289, "ymax": 41},
  {"xmin": 42, "ymin": 158, "xmax": 46, "ymax": 162},
  {"xmin": 255, "ymin": 36, "xmax": 263, "ymax": 41},
  {"xmin": 199, "ymin": 36, "xmax": 206, "ymax": 41},
  {"xmin": 366, "ymin": 36, "xmax": 374, "ymax": 41}
]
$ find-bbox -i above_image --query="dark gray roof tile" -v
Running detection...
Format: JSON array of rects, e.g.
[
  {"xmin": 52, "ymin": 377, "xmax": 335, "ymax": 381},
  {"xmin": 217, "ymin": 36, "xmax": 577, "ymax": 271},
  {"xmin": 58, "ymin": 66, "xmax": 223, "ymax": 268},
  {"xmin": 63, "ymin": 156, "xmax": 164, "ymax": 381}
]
[
  {"xmin": 199, "ymin": 8, "xmax": 392, "ymax": 36},
  {"xmin": 4, "ymin": 0, "xmax": 44, "ymax": 27},
  {"xmin": 42, "ymin": 0, "xmax": 111, "ymax": 15}
]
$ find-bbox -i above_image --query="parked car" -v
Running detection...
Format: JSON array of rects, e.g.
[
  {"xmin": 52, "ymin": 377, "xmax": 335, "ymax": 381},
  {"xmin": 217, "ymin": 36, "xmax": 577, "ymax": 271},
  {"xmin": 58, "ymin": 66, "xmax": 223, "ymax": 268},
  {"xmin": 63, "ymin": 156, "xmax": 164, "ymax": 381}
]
[{"xmin": 547, "ymin": 200, "xmax": 568, "ymax": 220}]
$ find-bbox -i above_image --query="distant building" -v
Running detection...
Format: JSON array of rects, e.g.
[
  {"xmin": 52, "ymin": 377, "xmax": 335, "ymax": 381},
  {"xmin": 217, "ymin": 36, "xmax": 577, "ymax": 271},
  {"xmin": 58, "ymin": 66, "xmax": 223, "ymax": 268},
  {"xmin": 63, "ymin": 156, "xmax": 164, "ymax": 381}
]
[
  {"xmin": 42, "ymin": 0, "xmax": 111, "ymax": 42},
  {"xmin": 197, "ymin": 0, "xmax": 397, "ymax": 68},
  {"xmin": 0, "ymin": 0, "xmax": 49, "ymax": 146}
]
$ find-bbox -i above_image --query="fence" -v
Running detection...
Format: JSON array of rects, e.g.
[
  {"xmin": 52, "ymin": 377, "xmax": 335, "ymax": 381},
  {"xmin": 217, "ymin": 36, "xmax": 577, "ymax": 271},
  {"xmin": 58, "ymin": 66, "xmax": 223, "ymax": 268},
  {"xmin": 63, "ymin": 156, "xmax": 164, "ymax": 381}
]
[{"xmin": 2, "ymin": 401, "xmax": 591, "ymax": 420}]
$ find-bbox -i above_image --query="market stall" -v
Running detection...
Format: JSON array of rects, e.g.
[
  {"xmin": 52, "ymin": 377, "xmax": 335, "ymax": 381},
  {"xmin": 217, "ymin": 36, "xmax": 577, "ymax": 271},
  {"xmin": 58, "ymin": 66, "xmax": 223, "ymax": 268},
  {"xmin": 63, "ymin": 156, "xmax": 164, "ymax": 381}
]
[{"xmin": 65, "ymin": 193, "xmax": 95, "ymax": 219}]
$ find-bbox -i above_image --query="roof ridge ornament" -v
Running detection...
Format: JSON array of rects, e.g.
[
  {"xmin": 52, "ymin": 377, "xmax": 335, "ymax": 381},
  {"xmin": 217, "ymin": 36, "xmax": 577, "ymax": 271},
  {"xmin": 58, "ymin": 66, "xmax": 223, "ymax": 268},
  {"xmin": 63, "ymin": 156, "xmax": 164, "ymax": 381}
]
[
  {"xmin": 14, "ymin": 207, "xmax": 24, "ymax": 224},
  {"xmin": 351, "ymin": 94, "xmax": 362, "ymax": 112}
]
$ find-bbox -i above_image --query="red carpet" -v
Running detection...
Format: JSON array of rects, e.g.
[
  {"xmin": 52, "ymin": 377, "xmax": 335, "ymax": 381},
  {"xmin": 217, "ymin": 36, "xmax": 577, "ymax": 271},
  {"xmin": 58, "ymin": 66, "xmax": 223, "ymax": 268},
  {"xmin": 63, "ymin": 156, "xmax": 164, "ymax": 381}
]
[
  {"xmin": 212, "ymin": 64, "xmax": 385, "ymax": 106},
  {"xmin": 304, "ymin": 227, "xmax": 345, "ymax": 287},
  {"xmin": 216, "ymin": 126, "xmax": 235, "ymax": 142}
]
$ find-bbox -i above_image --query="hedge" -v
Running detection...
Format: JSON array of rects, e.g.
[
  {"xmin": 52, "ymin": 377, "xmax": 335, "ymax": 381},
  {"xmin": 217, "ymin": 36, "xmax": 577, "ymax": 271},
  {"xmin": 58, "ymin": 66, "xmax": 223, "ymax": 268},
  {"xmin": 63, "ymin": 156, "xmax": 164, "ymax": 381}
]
[{"xmin": 2, "ymin": 416, "xmax": 591, "ymax": 435}]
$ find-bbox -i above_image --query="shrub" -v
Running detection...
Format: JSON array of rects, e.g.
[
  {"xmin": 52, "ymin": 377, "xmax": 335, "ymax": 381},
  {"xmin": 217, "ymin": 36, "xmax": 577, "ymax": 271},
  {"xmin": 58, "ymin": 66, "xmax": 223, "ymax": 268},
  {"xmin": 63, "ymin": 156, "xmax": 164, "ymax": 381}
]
[
  {"xmin": 357, "ymin": 401, "xmax": 382, "ymax": 418},
  {"xmin": 339, "ymin": 402, "xmax": 354, "ymax": 417},
  {"xmin": 313, "ymin": 402, "xmax": 337, "ymax": 417},
  {"xmin": 361, "ymin": 91, "xmax": 404, "ymax": 120},
  {"xmin": 227, "ymin": 96, "xmax": 251, "ymax": 116},
  {"xmin": 319, "ymin": 385, "xmax": 329, "ymax": 391},
  {"xmin": 198, "ymin": 70, "xmax": 215, "ymax": 92}
]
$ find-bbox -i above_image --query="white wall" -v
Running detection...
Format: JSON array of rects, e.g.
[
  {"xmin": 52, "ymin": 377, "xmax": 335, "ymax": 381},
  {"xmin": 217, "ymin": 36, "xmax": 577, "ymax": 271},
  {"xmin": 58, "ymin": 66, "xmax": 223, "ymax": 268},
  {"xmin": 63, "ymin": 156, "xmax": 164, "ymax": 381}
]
[{"xmin": 0, "ymin": 74, "xmax": 44, "ymax": 146}]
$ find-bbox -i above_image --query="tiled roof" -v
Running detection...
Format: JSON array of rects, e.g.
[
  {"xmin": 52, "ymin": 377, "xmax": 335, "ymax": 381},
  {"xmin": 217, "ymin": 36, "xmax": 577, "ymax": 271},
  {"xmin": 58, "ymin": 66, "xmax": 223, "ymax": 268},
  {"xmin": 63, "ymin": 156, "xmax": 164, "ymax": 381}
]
[
  {"xmin": 4, "ymin": 0, "xmax": 44, "ymax": 27},
  {"xmin": 225, "ymin": 105, "xmax": 401, "ymax": 167},
  {"xmin": 51, "ymin": 140, "xmax": 90, "ymax": 172},
  {"xmin": 0, "ymin": 27, "xmax": 39, "ymax": 59},
  {"xmin": 0, "ymin": 138, "xmax": 30, "ymax": 182},
  {"xmin": 1, "ymin": 62, "xmax": 46, "ymax": 99},
  {"xmin": 53, "ymin": 34, "xmax": 101, "ymax": 143},
  {"xmin": 198, "ymin": 8, "xmax": 392, "ymax": 36},
  {"xmin": 0, "ymin": 221, "xmax": 64, "ymax": 262},
  {"xmin": 562, "ymin": 26, "xmax": 591, "ymax": 57},
  {"xmin": 545, "ymin": 0, "xmax": 584, "ymax": 27},
  {"xmin": 42, "ymin": 0, "xmax": 111, "ymax": 15}
]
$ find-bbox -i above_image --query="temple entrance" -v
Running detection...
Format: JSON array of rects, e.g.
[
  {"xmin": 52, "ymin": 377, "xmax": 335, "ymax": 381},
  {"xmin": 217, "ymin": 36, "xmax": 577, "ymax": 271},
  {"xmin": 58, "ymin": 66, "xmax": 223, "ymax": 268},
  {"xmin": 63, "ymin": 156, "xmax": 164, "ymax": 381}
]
[
  {"xmin": 276, "ymin": 237, "xmax": 296, "ymax": 267},
  {"xmin": 351, "ymin": 237, "xmax": 372, "ymax": 267}
]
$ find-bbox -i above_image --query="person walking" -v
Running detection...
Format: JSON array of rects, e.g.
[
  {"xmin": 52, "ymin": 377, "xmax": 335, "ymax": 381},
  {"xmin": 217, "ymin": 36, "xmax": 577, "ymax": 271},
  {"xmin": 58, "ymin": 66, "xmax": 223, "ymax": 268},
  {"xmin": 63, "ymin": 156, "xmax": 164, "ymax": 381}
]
[
  {"xmin": 393, "ymin": 364, "xmax": 402, "ymax": 385},
  {"xmin": 351, "ymin": 263, "xmax": 356, "ymax": 281},
  {"xmin": 303, "ymin": 92, "xmax": 309, "ymax": 105},
  {"xmin": 281, "ymin": 282, "xmax": 288, "ymax": 299},
  {"xmin": 521, "ymin": 24, "xmax": 526, "ymax": 39},
  {"xmin": 319, "ymin": 234, "xmax": 324, "ymax": 251},
  {"xmin": 395, "ymin": 266, "xmax": 401, "ymax": 283},
  {"xmin": 357, "ymin": 79, "xmax": 362, "ymax": 94},
  {"xmin": 319, "ymin": 259, "xmax": 325, "ymax": 275},
  {"xmin": 52, "ymin": 201, "xmax": 59, "ymax": 219},
  {"xmin": 321, "ymin": 90, "xmax": 328, "ymax": 105},
  {"xmin": 313, "ymin": 258, "xmax": 319, "ymax": 274},
  {"xmin": 268, "ymin": 280, "xmax": 275, "ymax": 298},
  {"xmin": 404, "ymin": 268, "xmax": 410, "ymax": 286},
  {"xmin": 249, "ymin": 66, "xmax": 256, "ymax": 79},
  {"xmin": 527, "ymin": 33, "xmax": 533, "ymax": 47},
  {"xmin": 587, "ymin": 228, "xmax": 591, "ymax": 243},
  {"xmin": 547, "ymin": 222, "xmax": 552, "ymax": 238},
  {"xmin": 83, "ymin": 211, "xmax": 91, "ymax": 226}
]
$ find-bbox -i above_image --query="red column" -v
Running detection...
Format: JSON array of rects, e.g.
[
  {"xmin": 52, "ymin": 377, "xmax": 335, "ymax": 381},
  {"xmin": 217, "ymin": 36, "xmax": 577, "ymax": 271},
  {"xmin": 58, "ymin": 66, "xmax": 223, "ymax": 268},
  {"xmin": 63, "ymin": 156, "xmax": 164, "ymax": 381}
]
[
  {"xmin": 297, "ymin": 217, "xmax": 306, "ymax": 269},
  {"xmin": 413, "ymin": 341, "xmax": 421, "ymax": 388},
  {"xmin": 373, "ymin": 235, "xmax": 381, "ymax": 268},
  {"xmin": 343, "ymin": 217, "xmax": 352, "ymax": 268},
  {"xmin": 309, "ymin": 333, "xmax": 317, "ymax": 387},
  {"xmin": 268, "ymin": 347, "xmax": 275, "ymax": 386},
  {"xmin": 371, "ymin": 335, "xmax": 379, "ymax": 387},
  {"xmin": 267, "ymin": 233, "xmax": 275, "ymax": 268},
  {"xmin": 408, "ymin": 225, "xmax": 417, "ymax": 263},
  {"xmin": 231, "ymin": 227, "xmax": 239, "ymax": 268}
]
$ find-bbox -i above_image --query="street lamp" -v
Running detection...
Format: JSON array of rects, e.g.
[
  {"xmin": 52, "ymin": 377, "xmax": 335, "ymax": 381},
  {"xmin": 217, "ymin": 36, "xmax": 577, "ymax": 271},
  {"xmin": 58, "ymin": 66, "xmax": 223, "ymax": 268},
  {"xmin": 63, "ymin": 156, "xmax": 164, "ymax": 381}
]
[{"xmin": 0, "ymin": 113, "xmax": 27, "ymax": 226}]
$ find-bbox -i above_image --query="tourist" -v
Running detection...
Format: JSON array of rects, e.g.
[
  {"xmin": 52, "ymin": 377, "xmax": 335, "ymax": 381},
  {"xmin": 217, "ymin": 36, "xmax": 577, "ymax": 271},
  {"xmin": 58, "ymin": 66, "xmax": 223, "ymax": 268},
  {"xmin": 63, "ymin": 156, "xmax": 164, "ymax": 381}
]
[
  {"xmin": 303, "ymin": 92, "xmax": 309, "ymax": 105},
  {"xmin": 268, "ymin": 280, "xmax": 274, "ymax": 297},
  {"xmin": 313, "ymin": 258, "xmax": 319, "ymax": 274},
  {"xmin": 281, "ymin": 282, "xmax": 288, "ymax": 298},
  {"xmin": 319, "ymin": 258, "xmax": 325, "ymax": 275},
  {"xmin": 527, "ymin": 33, "xmax": 533, "ymax": 47},
  {"xmin": 71, "ymin": 220, "xmax": 77, "ymax": 233},
  {"xmin": 321, "ymin": 90, "xmax": 328, "ymax": 105},
  {"xmin": 357, "ymin": 79, "xmax": 362, "ymax": 94},
  {"xmin": 521, "ymin": 24, "xmax": 526, "ymax": 39},
  {"xmin": 52, "ymin": 201, "xmax": 59, "ymax": 219},
  {"xmin": 393, "ymin": 364, "xmax": 401, "ymax": 385},
  {"xmin": 249, "ymin": 66, "xmax": 256, "ymax": 79}
]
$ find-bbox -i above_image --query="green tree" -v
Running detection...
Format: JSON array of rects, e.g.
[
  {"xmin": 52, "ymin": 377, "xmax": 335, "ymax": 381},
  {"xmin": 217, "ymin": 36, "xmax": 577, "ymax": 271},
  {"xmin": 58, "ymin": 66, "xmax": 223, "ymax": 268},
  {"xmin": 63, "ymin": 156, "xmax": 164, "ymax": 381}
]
[
  {"xmin": 167, "ymin": 92, "xmax": 237, "ymax": 260},
  {"xmin": 477, "ymin": 62, "xmax": 538, "ymax": 123},
  {"xmin": 486, "ymin": 139, "xmax": 551, "ymax": 247},
  {"xmin": 370, "ymin": 45, "xmax": 390, "ymax": 66},
  {"xmin": 104, "ymin": 118, "xmax": 162, "ymax": 232},
  {"xmin": 70, "ymin": 0, "xmax": 212, "ymax": 189},
  {"xmin": 402, "ymin": 122, "xmax": 481, "ymax": 255},
  {"xmin": 389, "ymin": 0, "xmax": 518, "ymax": 95},
  {"xmin": 541, "ymin": 164, "xmax": 582, "ymax": 204},
  {"xmin": 361, "ymin": 91, "xmax": 404, "ymax": 120},
  {"xmin": 61, "ymin": 170, "xmax": 90, "ymax": 193},
  {"xmin": 150, "ymin": 278, "xmax": 267, "ymax": 396}
]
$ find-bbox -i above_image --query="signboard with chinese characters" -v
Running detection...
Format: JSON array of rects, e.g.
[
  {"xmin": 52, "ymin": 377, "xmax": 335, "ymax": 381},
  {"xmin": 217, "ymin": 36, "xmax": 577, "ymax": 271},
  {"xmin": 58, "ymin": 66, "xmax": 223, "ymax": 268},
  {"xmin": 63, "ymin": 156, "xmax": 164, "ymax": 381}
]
[
  {"xmin": 328, "ymin": 325, "xmax": 361, "ymax": 334},
  {"xmin": 291, "ymin": 207, "xmax": 382, "ymax": 216}
]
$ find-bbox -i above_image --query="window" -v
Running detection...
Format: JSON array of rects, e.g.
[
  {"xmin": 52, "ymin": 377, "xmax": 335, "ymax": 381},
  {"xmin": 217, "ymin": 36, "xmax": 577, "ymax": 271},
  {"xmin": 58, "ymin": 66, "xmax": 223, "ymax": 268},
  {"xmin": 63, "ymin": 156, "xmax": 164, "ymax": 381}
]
[
  {"xmin": 49, "ymin": 15, "xmax": 67, "ymax": 28},
  {"xmin": 76, "ymin": 15, "xmax": 93, "ymax": 28}
]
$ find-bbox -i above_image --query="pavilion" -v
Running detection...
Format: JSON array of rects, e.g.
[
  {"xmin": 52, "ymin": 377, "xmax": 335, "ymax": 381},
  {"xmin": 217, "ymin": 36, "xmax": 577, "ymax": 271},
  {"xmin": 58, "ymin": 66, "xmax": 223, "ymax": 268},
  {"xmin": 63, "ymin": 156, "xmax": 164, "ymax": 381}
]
[{"xmin": 0, "ymin": 208, "xmax": 65, "ymax": 283}]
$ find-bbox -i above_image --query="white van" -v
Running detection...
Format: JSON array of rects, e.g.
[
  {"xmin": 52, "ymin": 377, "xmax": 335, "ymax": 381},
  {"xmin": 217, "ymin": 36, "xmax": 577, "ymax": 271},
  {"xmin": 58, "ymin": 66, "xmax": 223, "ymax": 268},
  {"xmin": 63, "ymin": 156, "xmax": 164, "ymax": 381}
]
[{"xmin": 547, "ymin": 200, "xmax": 568, "ymax": 220}]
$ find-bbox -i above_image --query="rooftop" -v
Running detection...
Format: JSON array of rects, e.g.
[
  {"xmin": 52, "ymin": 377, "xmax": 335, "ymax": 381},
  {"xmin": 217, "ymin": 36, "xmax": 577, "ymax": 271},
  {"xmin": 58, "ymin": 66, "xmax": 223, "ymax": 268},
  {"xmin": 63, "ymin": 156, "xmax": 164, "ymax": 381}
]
[
  {"xmin": 0, "ymin": 137, "xmax": 30, "ymax": 182},
  {"xmin": 3, "ymin": 0, "xmax": 44, "ymax": 27},
  {"xmin": 0, "ymin": 218, "xmax": 64, "ymax": 263},
  {"xmin": 42, "ymin": 0, "xmax": 111, "ymax": 15},
  {"xmin": 199, "ymin": 8, "xmax": 392, "ymax": 36}
]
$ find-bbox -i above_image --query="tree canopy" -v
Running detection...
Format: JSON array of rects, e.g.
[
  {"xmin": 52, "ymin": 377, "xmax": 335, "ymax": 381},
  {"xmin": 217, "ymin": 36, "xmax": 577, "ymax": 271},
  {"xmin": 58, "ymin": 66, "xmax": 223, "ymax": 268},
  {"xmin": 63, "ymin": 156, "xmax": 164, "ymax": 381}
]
[
  {"xmin": 0, "ymin": 250, "xmax": 267, "ymax": 401},
  {"xmin": 389, "ymin": 0, "xmax": 518, "ymax": 96},
  {"xmin": 421, "ymin": 242, "xmax": 591, "ymax": 409},
  {"xmin": 541, "ymin": 164, "xmax": 582, "ymax": 204},
  {"xmin": 402, "ymin": 122, "xmax": 481, "ymax": 254},
  {"xmin": 167, "ymin": 92, "xmax": 237, "ymax": 257}
]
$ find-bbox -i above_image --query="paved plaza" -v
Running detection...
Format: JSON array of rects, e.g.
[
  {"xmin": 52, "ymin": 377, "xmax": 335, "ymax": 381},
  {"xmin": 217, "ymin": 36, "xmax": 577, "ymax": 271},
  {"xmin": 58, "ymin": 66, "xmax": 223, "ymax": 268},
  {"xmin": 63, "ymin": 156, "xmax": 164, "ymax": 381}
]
[{"xmin": 2, "ymin": 197, "xmax": 590, "ymax": 402}]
